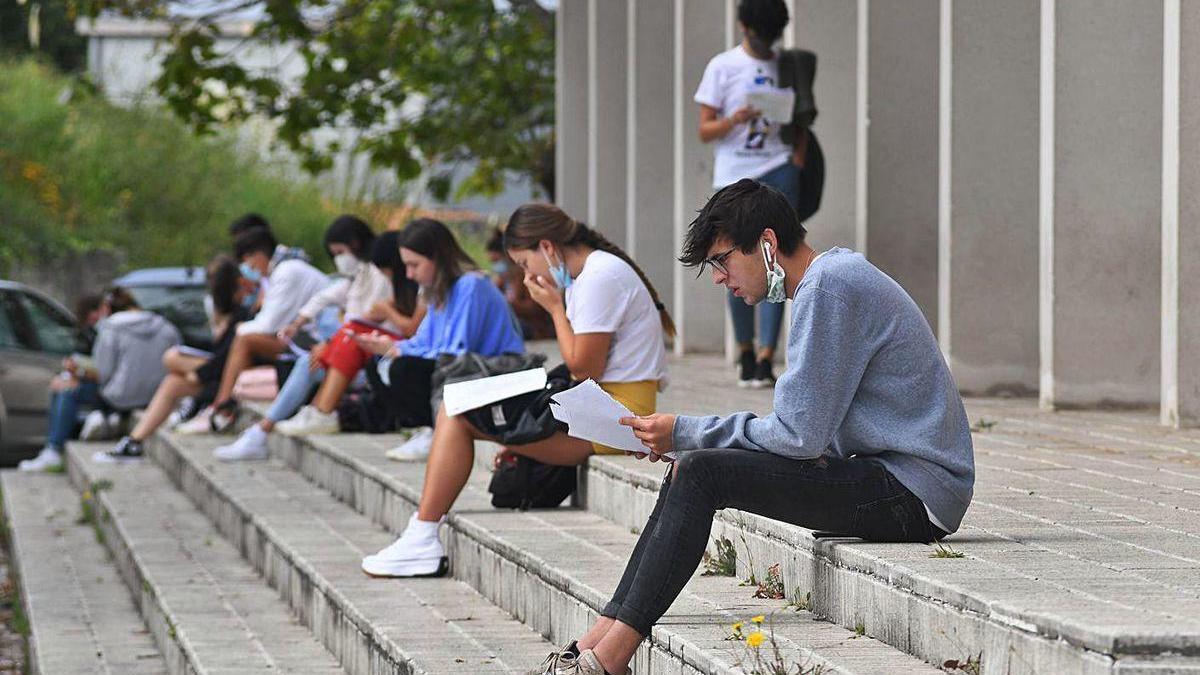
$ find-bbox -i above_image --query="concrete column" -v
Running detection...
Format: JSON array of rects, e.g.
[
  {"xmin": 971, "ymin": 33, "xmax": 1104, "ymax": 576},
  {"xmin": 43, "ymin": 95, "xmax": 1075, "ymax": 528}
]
[
  {"xmin": 555, "ymin": 0, "xmax": 588, "ymax": 218},
  {"xmin": 1040, "ymin": 0, "xmax": 1161, "ymax": 409},
  {"xmin": 793, "ymin": 0, "xmax": 860, "ymax": 250},
  {"xmin": 937, "ymin": 0, "xmax": 1040, "ymax": 396},
  {"xmin": 865, "ymin": 0, "xmax": 941, "ymax": 333},
  {"xmin": 673, "ymin": 0, "xmax": 729, "ymax": 353},
  {"xmin": 625, "ymin": 0, "xmax": 676, "ymax": 313},
  {"xmin": 1162, "ymin": 0, "xmax": 1200, "ymax": 425},
  {"xmin": 587, "ymin": 0, "xmax": 628, "ymax": 247}
]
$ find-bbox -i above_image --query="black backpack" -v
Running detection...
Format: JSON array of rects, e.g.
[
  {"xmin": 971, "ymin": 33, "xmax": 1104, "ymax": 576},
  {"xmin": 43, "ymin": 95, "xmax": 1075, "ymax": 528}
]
[
  {"xmin": 777, "ymin": 48, "xmax": 824, "ymax": 224},
  {"xmin": 488, "ymin": 455, "xmax": 577, "ymax": 510}
]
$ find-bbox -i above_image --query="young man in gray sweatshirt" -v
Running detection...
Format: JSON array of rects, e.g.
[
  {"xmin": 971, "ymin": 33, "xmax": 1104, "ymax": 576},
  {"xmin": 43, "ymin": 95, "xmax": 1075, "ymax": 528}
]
[{"xmin": 529, "ymin": 178, "xmax": 975, "ymax": 675}]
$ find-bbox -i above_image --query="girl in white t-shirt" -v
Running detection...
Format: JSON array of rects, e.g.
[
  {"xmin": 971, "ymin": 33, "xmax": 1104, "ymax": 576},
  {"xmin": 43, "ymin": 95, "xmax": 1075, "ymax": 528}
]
[
  {"xmin": 695, "ymin": 0, "xmax": 803, "ymax": 390},
  {"xmin": 361, "ymin": 203, "xmax": 674, "ymax": 579}
]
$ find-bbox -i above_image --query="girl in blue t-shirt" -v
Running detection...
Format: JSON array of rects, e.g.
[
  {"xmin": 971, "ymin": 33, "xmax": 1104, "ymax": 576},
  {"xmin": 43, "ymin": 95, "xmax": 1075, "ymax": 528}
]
[{"xmin": 349, "ymin": 219, "xmax": 525, "ymax": 455}]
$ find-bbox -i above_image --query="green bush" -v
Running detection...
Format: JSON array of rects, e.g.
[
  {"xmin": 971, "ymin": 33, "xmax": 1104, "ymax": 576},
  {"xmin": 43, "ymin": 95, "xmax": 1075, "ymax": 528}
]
[{"xmin": 0, "ymin": 57, "xmax": 337, "ymax": 273}]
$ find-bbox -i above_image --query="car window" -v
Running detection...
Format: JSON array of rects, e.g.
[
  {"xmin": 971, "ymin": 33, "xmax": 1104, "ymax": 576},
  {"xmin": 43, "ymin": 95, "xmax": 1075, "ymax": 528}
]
[
  {"xmin": 0, "ymin": 292, "xmax": 21, "ymax": 349},
  {"xmin": 17, "ymin": 292, "xmax": 79, "ymax": 354}
]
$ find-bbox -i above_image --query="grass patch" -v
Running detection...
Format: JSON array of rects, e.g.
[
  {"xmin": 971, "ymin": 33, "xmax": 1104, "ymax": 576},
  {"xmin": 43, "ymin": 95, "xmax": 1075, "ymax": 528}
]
[
  {"xmin": 929, "ymin": 541, "xmax": 966, "ymax": 559},
  {"xmin": 701, "ymin": 536, "xmax": 737, "ymax": 577},
  {"xmin": 969, "ymin": 418, "xmax": 997, "ymax": 433},
  {"xmin": 943, "ymin": 653, "xmax": 982, "ymax": 675}
]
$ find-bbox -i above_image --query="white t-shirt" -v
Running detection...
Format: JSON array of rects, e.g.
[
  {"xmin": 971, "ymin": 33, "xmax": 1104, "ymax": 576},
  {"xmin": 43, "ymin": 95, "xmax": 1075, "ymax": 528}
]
[
  {"xmin": 694, "ymin": 45, "xmax": 793, "ymax": 188},
  {"xmin": 565, "ymin": 250, "xmax": 668, "ymax": 384}
]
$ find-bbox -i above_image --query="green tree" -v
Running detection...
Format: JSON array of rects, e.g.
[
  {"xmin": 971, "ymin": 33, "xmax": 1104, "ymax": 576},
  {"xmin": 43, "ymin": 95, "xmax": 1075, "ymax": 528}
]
[
  {"xmin": 79, "ymin": 0, "xmax": 556, "ymax": 201},
  {"xmin": 0, "ymin": 0, "xmax": 88, "ymax": 71}
]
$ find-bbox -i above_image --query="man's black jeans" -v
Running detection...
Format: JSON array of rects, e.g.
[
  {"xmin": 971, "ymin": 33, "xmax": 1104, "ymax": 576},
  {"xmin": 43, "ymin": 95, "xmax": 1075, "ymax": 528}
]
[{"xmin": 601, "ymin": 449, "xmax": 945, "ymax": 636}]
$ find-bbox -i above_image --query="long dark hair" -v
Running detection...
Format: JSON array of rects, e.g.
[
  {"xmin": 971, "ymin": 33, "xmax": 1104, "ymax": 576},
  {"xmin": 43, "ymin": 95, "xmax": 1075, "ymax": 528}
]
[
  {"xmin": 371, "ymin": 230, "xmax": 420, "ymax": 317},
  {"xmin": 397, "ymin": 218, "xmax": 477, "ymax": 307},
  {"xmin": 323, "ymin": 214, "xmax": 376, "ymax": 261},
  {"xmin": 504, "ymin": 203, "xmax": 676, "ymax": 338},
  {"xmin": 206, "ymin": 254, "xmax": 242, "ymax": 316}
]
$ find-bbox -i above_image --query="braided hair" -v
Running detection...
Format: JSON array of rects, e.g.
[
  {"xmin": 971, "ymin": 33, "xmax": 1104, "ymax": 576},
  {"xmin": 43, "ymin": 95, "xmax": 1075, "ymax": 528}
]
[{"xmin": 503, "ymin": 203, "xmax": 676, "ymax": 338}]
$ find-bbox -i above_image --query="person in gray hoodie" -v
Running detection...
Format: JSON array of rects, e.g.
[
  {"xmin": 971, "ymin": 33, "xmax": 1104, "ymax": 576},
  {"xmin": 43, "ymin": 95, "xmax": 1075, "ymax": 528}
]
[
  {"xmin": 92, "ymin": 287, "xmax": 181, "ymax": 413},
  {"xmin": 525, "ymin": 179, "xmax": 975, "ymax": 675}
]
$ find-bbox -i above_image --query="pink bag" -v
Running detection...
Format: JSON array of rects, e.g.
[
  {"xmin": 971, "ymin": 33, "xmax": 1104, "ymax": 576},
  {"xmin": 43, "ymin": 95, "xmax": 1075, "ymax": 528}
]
[{"xmin": 232, "ymin": 366, "xmax": 278, "ymax": 401}]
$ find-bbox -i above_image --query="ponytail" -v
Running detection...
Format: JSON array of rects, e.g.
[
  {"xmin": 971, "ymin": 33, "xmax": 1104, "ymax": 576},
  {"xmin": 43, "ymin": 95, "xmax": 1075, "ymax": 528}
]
[
  {"xmin": 572, "ymin": 224, "xmax": 676, "ymax": 338},
  {"xmin": 504, "ymin": 203, "xmax": 676, "ymax": 338}
]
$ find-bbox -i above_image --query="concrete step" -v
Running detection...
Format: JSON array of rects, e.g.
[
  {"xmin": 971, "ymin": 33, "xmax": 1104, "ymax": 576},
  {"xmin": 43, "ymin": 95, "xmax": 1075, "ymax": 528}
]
[
  {"xmin": 0, "ymin": 471, "xmax": 167, "ymax": 675},
  {"xmin": 254, "ymin": 431, "xmax": 942, "ymax": 674},
  {"xmin": 63, "ymin": 442, "xmax": 346, "ymax": 675},
  {"xmin": 141, "ymin": 432, "xmax": 558, "ymax": 674}
]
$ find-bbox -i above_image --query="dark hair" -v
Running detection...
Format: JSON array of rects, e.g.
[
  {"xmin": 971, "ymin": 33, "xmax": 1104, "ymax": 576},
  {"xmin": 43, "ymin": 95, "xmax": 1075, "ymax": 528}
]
[
  {"xmin": 102, "ymin": 286, "xmax": 139, "ymax": 313},
  {"xmin": 504, "ymin": 203, "xmax": 676, "ymax": 338},
  {"xmin": 737, "ymin": 0, "xmax": 790, "ymax": 44},
  {"xmin": 323, "ymin": 214, "xmax": 376, "ymax": 261},
  {"xmin": 680, "ymin": 178, "xmax": 806, "ymax": 268},
  {"xmin": 485, "ymin": 227, "xmax": 505, "ymax": 254},
  {"xmin": 206, "ymin": 254, "xmax": 242, "ymax": 317},
  {"xmin": 228, "ymin": 213, "xmax": 271, "ymax": 238},
  {"xmin": 397, "ymin": 218, "xmax": 477, "ymax": 307},
  {"xmin": 233, "ymin": 227, "xmax": 278, "ymax": 260},
  {"xmin": 74, "ymin": 293, "xmax": 103, "ymax": 326},
  {"xmin": 371, "ymin": 230, "xmax": 420, "ymax": 317}
]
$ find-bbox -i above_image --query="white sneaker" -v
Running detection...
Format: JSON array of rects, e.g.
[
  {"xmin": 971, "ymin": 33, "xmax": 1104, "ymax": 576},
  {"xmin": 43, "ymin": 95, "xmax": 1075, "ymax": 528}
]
[
  {"xmin": 18, "ymin": 446, "xmax": 62, "ymax": 472},
  {"xmin": 79, "ymin": 410, "xmax": 109, "ymax": 441},
  {"xmin": 361, "ymin": 514, "xmax": 448, "ymax": 578},
  {"xmin": 174, "ymin": 407, "xmax": 214, "ymax": 435},
  {"xmin": 275, "ymin": 405, "xmax": 340, "ymax": 436},
  {"xmin": 214, "ymin": 425, "xmax": 269, "ymax": 461},
  {"xmin": 385, "ymin": 427, "xmax": 433, "ymax": 462}
]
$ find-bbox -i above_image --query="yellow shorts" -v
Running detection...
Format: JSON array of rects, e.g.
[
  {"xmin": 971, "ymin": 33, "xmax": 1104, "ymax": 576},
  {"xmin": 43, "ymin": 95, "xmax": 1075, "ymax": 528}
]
[{"xmin": 592, "ymin": 380, "xmax": 658, "ymax": 456}]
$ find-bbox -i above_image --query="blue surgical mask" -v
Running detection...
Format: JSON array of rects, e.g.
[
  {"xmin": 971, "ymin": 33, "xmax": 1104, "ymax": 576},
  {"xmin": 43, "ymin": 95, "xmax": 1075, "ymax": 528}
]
[
  {"xmin": 491, "ymin": 260, "xmax": 510, "ymax": 277},
  {"xmin": 761, "ymin": 240, "xmax": 786, "ymax": 303},
  {"xmin": 541, "ymin": 247, "xmax": 573, "ymax": 290},
  {"xmin": 239, "ymin": 262, "xmax": 262, "ymax": 283}
]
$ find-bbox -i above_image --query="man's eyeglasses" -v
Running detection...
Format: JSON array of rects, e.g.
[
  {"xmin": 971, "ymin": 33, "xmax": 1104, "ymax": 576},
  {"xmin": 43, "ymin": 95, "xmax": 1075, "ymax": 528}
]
[{"xmin": 698, "ymin": 246, "xmax": 738, "ymax": 277}]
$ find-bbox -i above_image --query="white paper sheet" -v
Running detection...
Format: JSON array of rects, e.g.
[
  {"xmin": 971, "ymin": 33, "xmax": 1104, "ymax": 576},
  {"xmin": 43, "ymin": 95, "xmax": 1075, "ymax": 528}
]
[
  {"xmin": 551, "ymin": 379, "xmax": 675, "ymax": 459},
  {"xmin": 443, "ymin": 368, "xmax": 548, "ymax": 417},
  {"xmin": 746, "ymin": 89, "xmax": 795, "ymax": 122}
]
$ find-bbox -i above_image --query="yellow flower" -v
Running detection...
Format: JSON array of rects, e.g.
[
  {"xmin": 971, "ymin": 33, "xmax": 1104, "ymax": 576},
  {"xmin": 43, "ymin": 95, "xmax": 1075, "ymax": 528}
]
[
  {"xmin": 746, "ymin": 632, "xmax": 765, "ymax": 648},
  {"xmin": 731, "ymin": 621, "xmax": 743, "ymax": 632},
  {"xmin": 751, "ymin": 615, "xmax": 765, "ymax": 625}
]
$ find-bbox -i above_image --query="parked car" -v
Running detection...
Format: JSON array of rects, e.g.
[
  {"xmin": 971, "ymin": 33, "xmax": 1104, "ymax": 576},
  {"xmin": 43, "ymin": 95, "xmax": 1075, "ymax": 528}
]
[
  {"xmin": 0, "ymin": 281, "xmax": 91, "ymax": 461},
  {"xmin": 112, "ymin": 266, "xmax": 211, "ymax": 351}
]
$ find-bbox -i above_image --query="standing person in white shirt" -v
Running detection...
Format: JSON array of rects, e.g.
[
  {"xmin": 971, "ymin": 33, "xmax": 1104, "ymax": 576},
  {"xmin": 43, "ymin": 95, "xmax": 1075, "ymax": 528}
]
[
  {"xmin": 695, "ymin": 0, "xmax": 802, "ymax": 390},
  {"xmin": 206, "ymin": 227, "xmax": 330, "ymax": 432}
]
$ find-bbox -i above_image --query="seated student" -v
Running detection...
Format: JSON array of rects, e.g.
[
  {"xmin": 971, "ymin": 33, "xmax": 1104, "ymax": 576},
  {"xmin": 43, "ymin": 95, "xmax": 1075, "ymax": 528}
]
[
  {"xmin": 75, "ymin": 288, "xmax": 183, "ymax": 463},
  {"xmin": 347, "ymin": 218, "xmax": 527, "ymax": 461},
  {"xmin": 19, "ymin": 294, "xmax": 104, "ymax": 472},
  {"xmin": 213, "ymin": 224, "xmax": 424, "ymax": 459},
  {"xmin": 526, "ymin": 180, "xmax": 977, "ymax": 675},
  {"xmin": 105, "ymin": 256, "xmax": 250, "ymax": 458},
  {"xmin": 205, "ymin": 226, "xmax": 329, "ymax": 432},
  {"xmin": 485, "ymin": 227, "xmax": 555, "ymax": 340},
  {"xmin": 360, "ymin": 203, "xmax": 673, "ymax": 577}
]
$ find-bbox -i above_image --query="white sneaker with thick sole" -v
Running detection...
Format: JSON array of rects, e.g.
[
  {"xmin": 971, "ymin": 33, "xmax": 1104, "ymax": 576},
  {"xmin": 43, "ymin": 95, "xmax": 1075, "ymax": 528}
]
[
  {"xmin": 385, "ymin": 427, "xmax": 434, "ymax": 462},
  {"xmin": 276, "ymin": 405, "xmax": 340, "ymax": 436},
  {"xmin": 361, "ymin": 514, "xmax": 448, "ymax": 578},
  {"xmin": 214, "ymin": 425, "xmax": 269, "ymax": 461},
  {"xmin": 79, "ymin": 410, "xmax": 109, "ymax": 441},
  {"xmin": 18, "ymin": 446, "xmax": 63, "ymax": 472},
  {"xmin": 174, "ymin": 407, "xmax": 214, "ymax": 435}
]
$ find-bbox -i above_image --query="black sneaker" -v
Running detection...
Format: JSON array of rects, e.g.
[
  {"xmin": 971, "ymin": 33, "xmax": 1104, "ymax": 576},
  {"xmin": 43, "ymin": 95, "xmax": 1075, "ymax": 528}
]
[
  {"xmin": 93, "ymin": 436, "xmax": 143, "ymax": 464},
  {"xmin": 753, "ymin": 359, "xmax": 776, "ymax": 388},
  {"xmin": 737, "ymin": 350, "xmax": 756, "ymax": 388},
  {"xmin": 209, "ymin": 400, "xmax": 239, "ymax": 434}
]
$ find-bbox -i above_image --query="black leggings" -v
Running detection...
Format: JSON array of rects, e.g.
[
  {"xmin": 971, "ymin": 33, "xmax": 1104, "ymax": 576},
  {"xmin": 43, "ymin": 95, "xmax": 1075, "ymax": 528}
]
[{"xmin": 601, "ymin": 449, "xmax": 943, "ymax": 635}]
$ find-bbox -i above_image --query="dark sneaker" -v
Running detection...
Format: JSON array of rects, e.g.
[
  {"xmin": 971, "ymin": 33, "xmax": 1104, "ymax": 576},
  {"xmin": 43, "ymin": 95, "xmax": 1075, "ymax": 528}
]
[
  {"xmin": 93, "ymin": 436, "xmax": 144, "ymax": 464},
  {"xmin": 753, "ymin": 359, "xmax": 776, "ymax": 388},
  {"xmin": 737, "ymin": 350, "xmax": 756, "ymax": 388},
  {"xmin": 209, "ymin": 400, "xmax": 239, "ymax": 434}
]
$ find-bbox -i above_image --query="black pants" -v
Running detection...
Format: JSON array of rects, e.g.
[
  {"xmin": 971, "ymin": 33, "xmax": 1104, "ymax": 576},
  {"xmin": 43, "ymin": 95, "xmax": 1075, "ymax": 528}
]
[
  {"xmin": 601, "ymin": 449, "xmax": 944, "ymax": 636},
  {"xmin": 365, "ymin": 356, "xmax": 436, "ymax": 429}
]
